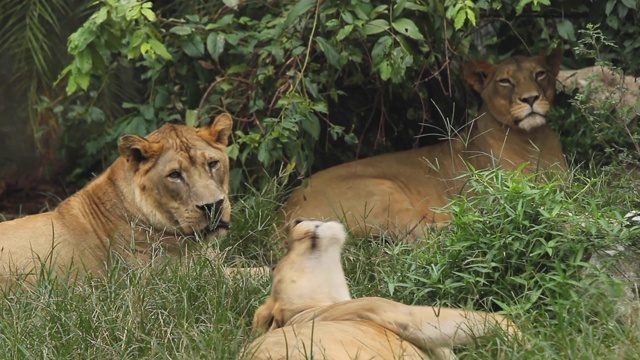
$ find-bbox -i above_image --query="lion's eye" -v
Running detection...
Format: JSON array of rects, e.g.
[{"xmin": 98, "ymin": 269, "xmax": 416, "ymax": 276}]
[
  {"xmin": 168, "ymin": 170, "xmax": 182, "ymax": 179},
  {"xmin": 498, "ymin": 78, "xmax": 512, "ymax": 86},
  {"xmin": 208, "ymin": 160, "xmax": 220, "ymax": 170},
  {"xmin": 535, "ymin": 71, "xmax": 546, "ymax": 80}
]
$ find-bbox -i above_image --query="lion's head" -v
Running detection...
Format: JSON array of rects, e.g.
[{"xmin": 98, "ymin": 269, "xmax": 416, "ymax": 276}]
[
  {"xmin": 117, "ymin": 113, "xmax": 233, "ymax": 239},
  {"xmin": 464, "ymin": 47, "xmax": 563, "ymax": 131},
  {"xmin": 253, "ymin": 219, "xmax": 351, "ymax": 331}
]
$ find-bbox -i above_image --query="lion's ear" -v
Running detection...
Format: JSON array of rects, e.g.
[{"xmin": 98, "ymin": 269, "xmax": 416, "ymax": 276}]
[
  {"xmin": 118, "ymin": 135, "xmax": 162, "ymax": 162},
  {"xmin": 198, "ymin": 113, "xmax": 233, "ymax": 146},
  {"xmin": 540, "ymin": 46, "xmax": 563, "ymax": 77},
  {"xmin": 463, "ymin": 61, "xmax": 494, "ymax": 93}
]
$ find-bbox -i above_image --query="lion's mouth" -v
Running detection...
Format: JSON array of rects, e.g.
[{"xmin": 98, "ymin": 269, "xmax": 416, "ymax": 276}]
[
  {"xmin": 514, "ymin": 113, "xmax": 546, "ymax": 131},
  {"xmin": 201, "ymin": 220, "xmax": 231, "ymax": 237}
]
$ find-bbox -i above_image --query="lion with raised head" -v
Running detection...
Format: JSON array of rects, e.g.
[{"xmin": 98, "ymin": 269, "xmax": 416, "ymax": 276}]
[
  {"xmin": 0, "ymin": 113, "xmax": 233, "ymax": 286},
  {"xmin": 244, "ymin": 219, "xmax": 519, "ymax": 359},
  {"xmin": 283, "ymin": 48, "xmax": 566, "ymax": 239}
]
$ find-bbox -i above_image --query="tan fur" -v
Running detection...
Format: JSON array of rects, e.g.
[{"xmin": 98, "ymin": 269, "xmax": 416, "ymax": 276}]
[
  {"xmin": 0, "ymin": 114, "xmax": 234, "ymax": 287},
  {"xmin": 244, "ymin": 220, "xmax": 519, "ymax": 360},
  {"xmin": 283, "ymin": 49, "xmax": 567, "ymax": 239},
  {"xmin": 558, "ymin": 65, "xmax": 640, "ymax": 110}
]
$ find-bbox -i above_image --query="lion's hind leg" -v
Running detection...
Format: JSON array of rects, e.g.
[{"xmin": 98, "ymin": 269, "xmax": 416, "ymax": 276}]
[{"xmin": 350, "ymin": 298, "xmax": 519, "ymax": 359}]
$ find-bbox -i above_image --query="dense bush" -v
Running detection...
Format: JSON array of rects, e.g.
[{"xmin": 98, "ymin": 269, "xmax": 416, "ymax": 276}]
[
  {"xmin": 341, "ymin": 169, "xmax": 640, "ymax": 317},
  {"xmin": 45, "ymin": 0, "xmax": 639, "ymax": 189}
]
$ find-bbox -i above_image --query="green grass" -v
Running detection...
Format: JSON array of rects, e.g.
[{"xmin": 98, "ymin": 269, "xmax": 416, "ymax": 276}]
[{"xmin": 2, "ymin": 167, "xmax": 640, "ymax": 359}]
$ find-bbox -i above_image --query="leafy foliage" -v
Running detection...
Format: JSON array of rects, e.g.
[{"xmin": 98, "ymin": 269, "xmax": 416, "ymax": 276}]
[
  {"xmin": 46, "ymin": 0, "xmax": 640, "ymax": 189},
  {"xmin": 552, "ymin": 24, "xmax": 640, "ymax": 168},
  {"xmin": 55, "ymin": 0, "xmax": 556, "ymax": 185},
  {"xmin": 341, "ymin": 168, "xmax": 640, "ymax": 322}
]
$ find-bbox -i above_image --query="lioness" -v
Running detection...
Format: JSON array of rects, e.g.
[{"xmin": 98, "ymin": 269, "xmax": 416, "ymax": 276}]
[
  {"xmin": 283, "ymin": 49, "xmax": 566, "ymax": 239},
  {"xmin": 0, "ymin": 114, "xmax": 233, "ymax": 286},
  {"xmin": 244, "ymin": 220, "xmax": 518, "ymax": 359},
  {"xmin": 558, "ymin": 65, "xmax": 640, "ymax": 110}
]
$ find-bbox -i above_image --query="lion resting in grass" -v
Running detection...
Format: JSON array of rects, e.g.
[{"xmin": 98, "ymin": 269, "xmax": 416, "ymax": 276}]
[
  {"xmin": 244, "ymin": 220, "xmax": 519, "ymax": 359},
  {"xmin": 0, "ymin": 114, "xmax": 233, "ymax": 286},
  {"xmin": 282, "ymin": 48, "xmax": 566, "ymax": 239},
  {"xmin": 558, "ymin": 65, "xmax": 640, "ymax": 110}
]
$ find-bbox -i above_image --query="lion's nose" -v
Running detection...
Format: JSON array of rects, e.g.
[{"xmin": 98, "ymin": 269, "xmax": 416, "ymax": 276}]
[
  {"xmin": 520, "ymin": 94, "xmax": 540, "ymax": 106},
  {"xmin": 196, "ymin": 199, "xmax": 225, "ymax": 218}
]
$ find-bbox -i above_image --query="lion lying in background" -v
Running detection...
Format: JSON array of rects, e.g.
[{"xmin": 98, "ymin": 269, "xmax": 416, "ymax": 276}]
[
  {"xmin": 0, "ymin": 114, "xmax": 233, "ymax": 287},
  {"xmin": 244, "ymin": 220, "xmax": 519, "ymax": 360},
  {"xmin": 558, "ymin": 65, "xmax": 640, "ymax": 110},
  {"xmin": 283, "ymin": 48, "xmax": 566, "ymax": 239}
]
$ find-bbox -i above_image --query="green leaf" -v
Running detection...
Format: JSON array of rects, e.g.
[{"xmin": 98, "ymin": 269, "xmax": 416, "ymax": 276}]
[
  {"xmin": 148, "ymin": 39, "xmax": 172, "ymax": 60},
  {"xmin": 315, "ymin": 37, "xmax": 342, "ymax": 70},
  {"xmin": 371, "ymin": 5, "xmax": 389, "ymax": 19},
  {"xmin": 69, "ymin": 29, "xmax": 97, "ymax": 54},
  {"xmin": 226, "ymin": 143, "xmax": 240, "ymax": 160},
  {"xmin": 341, "ymin": 11, "xmax": 354, "ymax": 24},
  {"xmin": 65, "ymin": 76, "xmax": 78, "ymax": 95},
  {"xmin": 556, "ymin": 19, "xmax": 575, "ymax": 41},
  {"xmin": 94, "ymin": 7, "xmax": 108, "ymax": 24},
  {"xmin": 393, "ymin": 0, "xmax": 407, "ymax": 18},
  {"xmin": 362, "ymin": 19, "xmax": 389, "ymax": 35},
  {"xmin": 454, "ymin": 10, "xmax": 466, "ymax": 30},
  {"xmin": 605, "ymin": 0, "xmax": 616, "ymax": 15},
  {"xmin": 515, "ymin": 0, "xmax": 532, "ymax": 15},
  {"xmin": 170, "ymin": 26, "xmax": 193, "ymax": 36},
  {"xmin": 181, "ymin": 37, "xmax": 205, "ymax": 57},
  {"xmin": 206, "ymin": 14, "xmax": 234, "ymax": 30},
  {"xmin": 206, "ymin": 32, "xmax": 226, "ymax": 61},
  {"xmin": 141, "ymin": 8, "xmax": 156, "ymax": 22},
  {"xmin": 227, "ymin": 64, "xmax": 251, "ymax": 74},
  {"xmin": 606, "ymin": 15, "xmax": 619, "ymax": 30},
  {"xmin": 379, "ymin": 60, "xmax": 392, "ymax": 80},
  {"xmin": 392, "ymin": 18, "xmax": 424, "ymax": 40},
  {"xmin": 301, "ymin": 115, "xmax": 321, "ymax": 140},
  {"xmin": 404, "ymin": 3, "xmax": 429, "ymax": 12},
  {"xmin": 465, "ymin": 8, "xmax": 476, "ymax": 26},
  {"xmin": 282, "ymin": 0, "xmax": 316, "ymax": 29},
  {"xmin": 223, "ymin": 0, "xmax": 241, "ymax": 8},
  {"xmin": 125, "ymin": 4, "xmax": 141, "ymax": 21},
  {"xmin": 336, "ymin": 24, "xmax": 354, "ymax": 41},
  {"xmin": 618, "ymin": 3, "xmax": 629, "ymax": 17},
  {"xmin": 257, "ymin": 141, "xmax": 271, "ymax": 164},
  {"xmin": 185, "ymin": 109, "xmax": 198, "ymax": 126},
  {"xmin": 371, "ymin": 35, "xmax": 392, "ymax": 66},
  {"xmin": 621, "ymin": 0, "xmax": 636, "ymax": 8},
  {"xmin": 77, "ymin": 51, "xmax": 93, "ymax": 73},
  {"xmin": 75, "ymin": 72, "xmax": 90, "ymax": 90}
]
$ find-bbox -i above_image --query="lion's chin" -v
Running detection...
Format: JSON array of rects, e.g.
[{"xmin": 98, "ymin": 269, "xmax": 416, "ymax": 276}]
[
  {"xmin": 515, "ymin": 114, "xmax": 546, "ymax": 131},
  {"xmin": 180, "ymin": 219, "xmax": 230, "ymax": 241},
  {"xmin": 198, "ymin": 220, "xmax": 231, "ymax": 239}
]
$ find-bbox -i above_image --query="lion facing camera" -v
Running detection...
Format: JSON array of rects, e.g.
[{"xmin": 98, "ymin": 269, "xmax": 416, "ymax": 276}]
[
  {"xmin": 0, "ymin": 113, "xmax": 234, "ymax": 287},
  {"xmin": 283, "ymin": 48, "xmax": 566, "ymax": 239}
]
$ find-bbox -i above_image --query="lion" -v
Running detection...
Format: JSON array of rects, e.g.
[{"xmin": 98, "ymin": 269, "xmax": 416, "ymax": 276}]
[
  {"xmin": 0, "ymin": 113, "xmax": 233, "ymax": 287},
  {"xmin": 244, "ymin": 219, "xmax": 519, "ymax": 360},
  {"xmin": 558, "ymin": 65, "xmax": 640, "ymax": 110},
  {"xmin": 282, "ymin": 48, "xmax": 566, "ymax": 239}
]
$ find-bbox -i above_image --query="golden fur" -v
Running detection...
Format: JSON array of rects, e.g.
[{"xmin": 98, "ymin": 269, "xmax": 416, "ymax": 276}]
[
  {"xmin": 244, "ymin": 220, "xmax": 519, "ymax": 359},
  {"xmin": 283, "ymin": 49, "xmax": 566, "ymax": 239},
  {"xmin": 0, "ymin": 114, "xmax": 233, "ymax": 286},
  {"xmin": 558, "ymin": 65, "xmax": 640, "ymax": 110}
]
